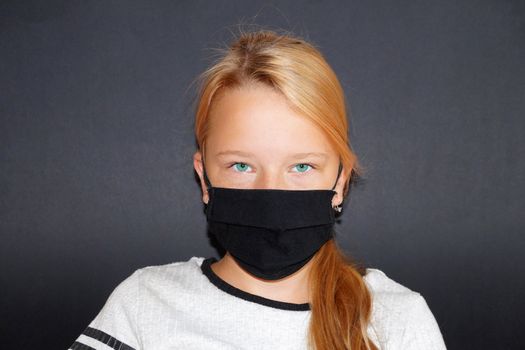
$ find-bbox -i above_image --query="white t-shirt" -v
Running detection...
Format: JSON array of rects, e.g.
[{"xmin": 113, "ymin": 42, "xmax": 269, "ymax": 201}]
[{"xmin": 68, "ymin": 256, "xmax": 447, "ymax": 350}]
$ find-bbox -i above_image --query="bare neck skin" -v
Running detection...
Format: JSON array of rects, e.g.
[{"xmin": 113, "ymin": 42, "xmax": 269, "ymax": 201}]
[{"xmin": 210, "ymin": 252, "xmax": 313, "ymax": 304}]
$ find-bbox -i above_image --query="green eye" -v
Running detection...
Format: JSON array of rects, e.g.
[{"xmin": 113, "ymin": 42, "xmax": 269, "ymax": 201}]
[
  {"xmin": 294, "ymin": 164, "xmax": 312, "ymax": 173},
  {"xmin": 233, "ymin": 163, "xmax": 250, "ymax": 172}
]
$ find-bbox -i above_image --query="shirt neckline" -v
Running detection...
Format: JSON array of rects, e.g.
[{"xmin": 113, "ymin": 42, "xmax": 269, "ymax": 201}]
[{"xmin": 200, "ymin": 257, "xmax": 311, "ymax": 312}]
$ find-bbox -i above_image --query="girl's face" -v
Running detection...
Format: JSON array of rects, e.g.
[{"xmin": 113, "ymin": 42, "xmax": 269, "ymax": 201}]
[{"xmin": 194, "ymin": 83, "xmax": 347, "ymax": 206}]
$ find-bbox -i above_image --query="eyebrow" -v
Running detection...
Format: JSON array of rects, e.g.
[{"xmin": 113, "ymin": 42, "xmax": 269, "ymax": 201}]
[{"xmin": 215, "ymin": 150, "xmax": 328, "ymax": 160}]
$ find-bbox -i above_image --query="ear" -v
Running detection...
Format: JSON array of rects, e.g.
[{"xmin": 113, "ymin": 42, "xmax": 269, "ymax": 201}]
[
  {"xmin": 193, "ymin": 150, "xmax": 209, "ymax": 204},
  {"xmin": 331, "ymin": 165, "xmax": 350, "ymax": 208}
]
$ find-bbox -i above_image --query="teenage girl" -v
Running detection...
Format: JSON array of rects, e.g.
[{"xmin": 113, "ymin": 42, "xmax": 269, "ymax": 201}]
[{"xmin": 69, "ymin": 29, "xmax": 446, "ymax": 350}]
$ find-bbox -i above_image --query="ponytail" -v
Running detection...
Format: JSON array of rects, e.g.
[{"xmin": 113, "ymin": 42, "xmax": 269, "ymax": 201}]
[{"xmin": 307, "ymin": 238, "xmax": 378, "ymax": 350}]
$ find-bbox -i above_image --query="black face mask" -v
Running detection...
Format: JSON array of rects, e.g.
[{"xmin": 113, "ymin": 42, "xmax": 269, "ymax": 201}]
[{"xmin": 202, "ymin": 158, "xmax": 343, "ymax": 280}]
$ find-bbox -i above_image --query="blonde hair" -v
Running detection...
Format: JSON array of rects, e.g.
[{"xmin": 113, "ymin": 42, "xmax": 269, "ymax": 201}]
[{"xmin": 192, "ymin": 27, "xmax": 376, "ymax": 350}]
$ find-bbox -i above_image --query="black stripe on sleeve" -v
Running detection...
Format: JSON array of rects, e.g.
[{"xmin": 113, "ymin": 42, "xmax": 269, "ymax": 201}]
[
  {"xmin": 82, "ymin": 326, "xmax": 136, "ymax": 350},
  {"xmin": 70, "ymin": 341, "xmax": 96, "ymax": 350}
]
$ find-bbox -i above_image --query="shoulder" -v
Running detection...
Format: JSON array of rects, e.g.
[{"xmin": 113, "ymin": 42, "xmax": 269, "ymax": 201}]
[
  {"xmin": 363, "ymin": 267, "xmax": 417, "ymax": 296},
  {"xmin": 92, "ymin": 257, "xmax": 207, "ymax": 325},
  {"xmin": 100, "ymin": 256, "xmax": 207, "ymax": 305},
  {"xmin": 363, "ymin": 267, "xmax": 423, "ymax": 323},
  {"xmin": 70, "ymin": 257, "xmax": 209, "ymax": 350},
  {"xmin": 363, "ymin": 268, "xmax": 447, "ymax": 349},
  {"xmin": 127, "ymin": 256, "xmax": 207, "ymax": 289},
  {"xmin": 363, "ymin": 267, "xmax": 436, "ymax": 321},
  {"xmin": 135, "ymin": 256, "xmax": 206, "ymax": 277}
]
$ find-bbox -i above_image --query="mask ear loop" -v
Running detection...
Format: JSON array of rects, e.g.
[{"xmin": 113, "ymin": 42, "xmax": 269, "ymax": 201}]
[
  {"xmin": 331, "ymin": 161, "xmax": 343, "ymax": 212},
  {"xmin": 201, "ymin": 153, "xmax": 213, "ymax": 190},
  {"xmin": 331, "ymin": 162, "xmax": 343, "ymax": 191}
]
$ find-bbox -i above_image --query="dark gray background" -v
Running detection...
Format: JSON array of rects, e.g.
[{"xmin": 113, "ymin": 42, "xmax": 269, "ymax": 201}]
[{"xmin": 1, "ymin": 1, "xmax": 523, "ymax": 349}]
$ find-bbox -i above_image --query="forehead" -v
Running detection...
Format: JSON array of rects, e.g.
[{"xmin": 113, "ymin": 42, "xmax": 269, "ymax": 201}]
[{"xmin": 206, "ymin": 84, "xmax": 335, "ymax": 158}]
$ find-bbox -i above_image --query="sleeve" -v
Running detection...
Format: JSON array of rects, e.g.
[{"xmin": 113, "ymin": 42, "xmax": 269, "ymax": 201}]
[
  {"xmin": 68, "ymin": 269, "xmax": 142, "ymax": 350},
  {"xmin": 399, "ymin": 293, "xmax": 447, "ymax": 350}
]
